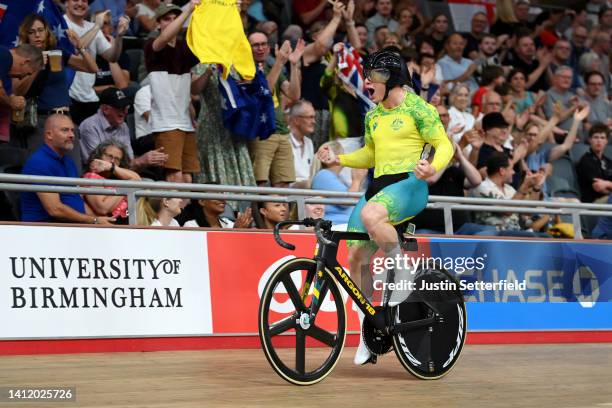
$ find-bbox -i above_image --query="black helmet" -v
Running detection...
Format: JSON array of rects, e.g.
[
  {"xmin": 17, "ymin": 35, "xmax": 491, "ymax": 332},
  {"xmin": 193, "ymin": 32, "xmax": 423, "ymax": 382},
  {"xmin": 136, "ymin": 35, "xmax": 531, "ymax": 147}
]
[{"xmin": 364, "ymin": 46, "xmax": 411, "ymax": 98}]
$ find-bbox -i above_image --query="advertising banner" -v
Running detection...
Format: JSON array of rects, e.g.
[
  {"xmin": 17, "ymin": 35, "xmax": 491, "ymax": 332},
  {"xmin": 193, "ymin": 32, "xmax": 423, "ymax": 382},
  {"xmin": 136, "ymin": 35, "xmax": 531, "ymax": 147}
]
[
  {"xmin": 207, "ymin": 231, "xmax": 362, "ymax": 334},
  {"xmin": 426, "ymin": 238, "xmax": 612, "ymax": 303},
  {"xmin": 424, "ymin": 237, "xmax": 612, "ymax": 331},
  {"xmin": 208, "ymin": 232, "xmax": 612, "ymax": 336},
  {"xmin": 0, "ymin": 225, "xmax": 212, "ymax": 339},
  {"xmin": 0, "ymin": 225, "xmax": 610, "ymax": 342}
]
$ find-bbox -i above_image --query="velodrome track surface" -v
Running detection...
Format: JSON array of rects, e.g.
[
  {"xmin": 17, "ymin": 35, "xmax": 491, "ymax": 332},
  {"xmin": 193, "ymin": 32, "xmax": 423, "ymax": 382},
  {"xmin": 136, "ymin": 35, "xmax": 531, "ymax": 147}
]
[{"xmin": 1, "ymin": 344, "xmax": 611, "ymax": 407}]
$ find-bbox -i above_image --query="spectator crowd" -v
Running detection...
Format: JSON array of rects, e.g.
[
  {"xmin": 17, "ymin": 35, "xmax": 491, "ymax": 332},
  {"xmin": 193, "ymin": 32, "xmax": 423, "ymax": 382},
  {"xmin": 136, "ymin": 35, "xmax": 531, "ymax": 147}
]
[{"xmin": 0, "ymin": 0, "xmax": 611, "ymax": 239}]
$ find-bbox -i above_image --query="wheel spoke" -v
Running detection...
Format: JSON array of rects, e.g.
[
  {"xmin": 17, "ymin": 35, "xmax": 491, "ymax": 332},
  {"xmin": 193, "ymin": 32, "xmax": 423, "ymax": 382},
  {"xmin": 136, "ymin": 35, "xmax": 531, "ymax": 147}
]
[
  {"xmin": 296, "ymin": 329, "xmax": 306, "ymax": 374},
  {"xmin": 269, "ymin": 315, "xmax": 296, "ymax": 336},
  {"xmin": 307, "ymin": 325, "xmax": 336, "ymax": 347},
  {"xmin": 259, "ymin": 259, "xmax": 348, "ymax": 384},
  {"xmin": 281, "ymin": 275, "xmax": 305, "ymax": 311}
]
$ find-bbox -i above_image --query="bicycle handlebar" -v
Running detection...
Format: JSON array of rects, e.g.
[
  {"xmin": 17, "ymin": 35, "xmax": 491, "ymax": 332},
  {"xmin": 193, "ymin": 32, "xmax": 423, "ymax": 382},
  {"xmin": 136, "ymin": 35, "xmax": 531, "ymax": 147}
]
[
  {"xmin": 273, "ymin": 218, "xmax": 337, "ymax": 251},
  {"xmin": 313, "ymin": 220, "xmax": 335, "ymax": 247},
  {"xmin": 274, "ymin": 220, "xmax": 298, "ymax": 250}
]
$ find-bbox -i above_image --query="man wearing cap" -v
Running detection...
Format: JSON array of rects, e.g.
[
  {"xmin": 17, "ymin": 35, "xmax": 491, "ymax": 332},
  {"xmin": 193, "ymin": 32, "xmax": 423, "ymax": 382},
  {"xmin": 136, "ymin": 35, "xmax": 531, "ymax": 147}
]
[
  {"xmin": 144, "ymin": 0, "xmax": 200, "ymax": 183},
  {"xmin": 63, "ymin": 0, "xmax": 130, "ymax": 124},
  {"xmin": 475, "ymin": 112, "xmax": 527, "ymax": 188},
  {"xmin": 474, "ymin": 112, "xmax": 510, "ymax": 165},
  {"xmin": 79, "ymin": 87, "xmax": 133, "ymax": 161},
  {"xmin": 79, "ymin": 87, "xmax": 169, "ymax": 171}
]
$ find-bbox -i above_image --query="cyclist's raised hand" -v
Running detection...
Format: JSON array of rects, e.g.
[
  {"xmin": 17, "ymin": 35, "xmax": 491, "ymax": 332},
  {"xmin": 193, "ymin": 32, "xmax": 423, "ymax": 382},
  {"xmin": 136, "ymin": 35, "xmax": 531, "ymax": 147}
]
[
  {"xmin": 414, "ymin": 159, "xmax": 436, "ymax": 180},
  {"xmin": 317, "ymin": 144, "xmax": 340, "ymax": 166}
]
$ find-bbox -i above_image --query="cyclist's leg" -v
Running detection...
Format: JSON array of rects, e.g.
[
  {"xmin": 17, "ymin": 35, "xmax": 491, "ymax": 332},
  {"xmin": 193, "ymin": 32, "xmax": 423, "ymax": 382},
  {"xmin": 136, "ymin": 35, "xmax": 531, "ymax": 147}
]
[
  {"xmin": 361, "ymin": 174, "xmax": 429, "ymax": 303},
  {"xmin": 362, "ymin": 174, "xmax": 429, "ymax": 242},
  {"xmin": 346, "ymin": 195, "xmax": 378, "ymax": 298},
  {"xmin": 346, "ymin": 196, "xmax": 378, "ymax": 365}
]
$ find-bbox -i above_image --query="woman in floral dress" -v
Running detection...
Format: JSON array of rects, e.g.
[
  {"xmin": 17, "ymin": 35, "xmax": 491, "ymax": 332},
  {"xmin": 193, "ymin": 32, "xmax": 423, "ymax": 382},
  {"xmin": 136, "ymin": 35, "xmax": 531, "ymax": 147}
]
[{"xmin": 191, "ymin": 64, "xmax": 256, "ymax": 189}]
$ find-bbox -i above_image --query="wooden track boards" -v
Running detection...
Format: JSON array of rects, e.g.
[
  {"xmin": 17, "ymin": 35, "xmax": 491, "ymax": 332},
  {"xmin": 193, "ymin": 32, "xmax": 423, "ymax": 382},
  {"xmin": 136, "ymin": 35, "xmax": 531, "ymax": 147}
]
[{"xmin": 0, "ymin": 344, "xmax": 611, "ymax": 407}]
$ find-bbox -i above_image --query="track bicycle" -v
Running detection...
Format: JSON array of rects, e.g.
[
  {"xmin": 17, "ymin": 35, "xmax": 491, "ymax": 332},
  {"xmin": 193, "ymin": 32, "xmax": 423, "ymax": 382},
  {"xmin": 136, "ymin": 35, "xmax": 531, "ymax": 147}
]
[{"xmin": 258, "ymin": 218, "xmax": 467, "ymax": 385}]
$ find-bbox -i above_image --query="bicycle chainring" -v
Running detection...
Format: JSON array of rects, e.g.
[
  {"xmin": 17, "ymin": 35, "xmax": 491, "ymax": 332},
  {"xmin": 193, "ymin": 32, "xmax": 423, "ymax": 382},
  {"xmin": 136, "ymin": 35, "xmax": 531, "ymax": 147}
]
[{"xmin": 362, "ymin": 307, "xmax": 393, "ymax": 356}]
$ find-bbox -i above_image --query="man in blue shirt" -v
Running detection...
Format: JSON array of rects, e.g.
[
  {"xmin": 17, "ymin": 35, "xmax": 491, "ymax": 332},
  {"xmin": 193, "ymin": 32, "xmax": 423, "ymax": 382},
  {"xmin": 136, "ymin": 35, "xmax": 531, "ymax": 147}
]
[
  {"xmin": 21, "ymin": 114, "xmax": 115, "ymax": 224},
  {"xmin": 438, "ymin": 33, "xmax": 479, "ymax": 93}
]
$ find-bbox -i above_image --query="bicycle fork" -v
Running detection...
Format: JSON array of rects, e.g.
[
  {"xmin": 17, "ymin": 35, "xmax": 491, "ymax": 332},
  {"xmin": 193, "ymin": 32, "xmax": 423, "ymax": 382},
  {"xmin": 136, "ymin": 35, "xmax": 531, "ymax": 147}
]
[{"xmin": 304, "ymin": 258, "xmax": 327, "ymax": 324}]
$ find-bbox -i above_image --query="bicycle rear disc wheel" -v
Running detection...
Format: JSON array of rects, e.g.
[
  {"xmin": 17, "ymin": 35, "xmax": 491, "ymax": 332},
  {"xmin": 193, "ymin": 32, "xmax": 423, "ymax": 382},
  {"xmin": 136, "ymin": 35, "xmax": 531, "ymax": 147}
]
[
  {"xmin": 258, "ymin": 258, "xmax": 346, "ymax": 385},
  {"xmin": 392, "ymin": 268, "xmax": 467, "ymax": 380}
]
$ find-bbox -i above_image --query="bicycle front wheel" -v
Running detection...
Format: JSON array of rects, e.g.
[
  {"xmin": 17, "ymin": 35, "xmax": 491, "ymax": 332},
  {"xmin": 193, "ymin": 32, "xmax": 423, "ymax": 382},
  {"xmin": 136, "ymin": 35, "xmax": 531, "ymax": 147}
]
[
  {"xmin": 258, "ymin": 258, "xmax": 346, "ymax": 385},
  {"xmin": 392, "ymin": 268, "xmax": 467, "ymax": 380}
]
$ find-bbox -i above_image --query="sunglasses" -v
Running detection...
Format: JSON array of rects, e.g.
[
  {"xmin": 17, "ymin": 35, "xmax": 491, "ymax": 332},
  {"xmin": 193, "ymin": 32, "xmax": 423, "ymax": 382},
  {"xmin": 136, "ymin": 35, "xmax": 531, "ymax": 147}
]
[{"xmin": 365, "ymin": 68, "xmax": 390, "ymax": 83}]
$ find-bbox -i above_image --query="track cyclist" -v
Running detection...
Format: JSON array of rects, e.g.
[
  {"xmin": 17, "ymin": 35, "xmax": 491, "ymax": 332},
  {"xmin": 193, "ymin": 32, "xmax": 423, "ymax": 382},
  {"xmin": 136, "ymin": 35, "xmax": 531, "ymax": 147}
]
[{"xmin": 318, "ymin": 47, "xmax": 454, "ymax": 366}]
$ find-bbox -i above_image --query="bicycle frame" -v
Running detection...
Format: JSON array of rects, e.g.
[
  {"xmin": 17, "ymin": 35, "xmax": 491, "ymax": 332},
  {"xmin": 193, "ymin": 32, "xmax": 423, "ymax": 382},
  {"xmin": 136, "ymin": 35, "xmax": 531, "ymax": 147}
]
[
  {"xmin": 273, "ymin": 219, "xmax": 442, "ymax": 336},
  {"xmin": 307, "ymin": 230, "xmax": 388, "ymax": 331},
  {"xmin": 264, "ymin": 218, "xmax": 467, "ymax": 384},
  {"xmin": 307, "ymin": 230, "xmax": 443, "ymax": 336}
]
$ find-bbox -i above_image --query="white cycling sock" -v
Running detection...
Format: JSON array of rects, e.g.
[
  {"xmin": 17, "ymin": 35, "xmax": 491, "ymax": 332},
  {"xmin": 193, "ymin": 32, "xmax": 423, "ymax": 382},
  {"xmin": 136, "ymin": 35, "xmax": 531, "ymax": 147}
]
[
  {"xmin": 354, "ymin": 308, "xmax": 372, "ymax": 365},
  {"xmin": 382, "ymin": 242, "xmax": 414, "ymax": 306}
]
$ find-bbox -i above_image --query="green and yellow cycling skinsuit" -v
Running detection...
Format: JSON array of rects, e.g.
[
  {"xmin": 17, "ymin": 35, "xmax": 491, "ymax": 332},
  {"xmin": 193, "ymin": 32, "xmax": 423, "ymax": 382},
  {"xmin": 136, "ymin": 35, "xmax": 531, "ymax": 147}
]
[{"xmin": 338, "ymin": 91, "xmax": 454, "ymax": 244}]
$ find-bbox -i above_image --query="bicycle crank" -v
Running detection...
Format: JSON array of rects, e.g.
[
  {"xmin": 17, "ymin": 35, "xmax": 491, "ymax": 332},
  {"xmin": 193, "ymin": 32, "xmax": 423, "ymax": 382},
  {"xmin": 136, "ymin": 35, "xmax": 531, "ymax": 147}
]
[{"xmin": 362, "ymin": 306, "xmax": 393, "ymax": 356}]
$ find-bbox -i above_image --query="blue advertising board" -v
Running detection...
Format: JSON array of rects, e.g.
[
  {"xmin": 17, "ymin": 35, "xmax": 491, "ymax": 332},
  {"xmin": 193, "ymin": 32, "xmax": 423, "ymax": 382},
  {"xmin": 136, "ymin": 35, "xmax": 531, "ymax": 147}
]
[{"xmin": 424, "ymin": 238, "xmax": 612, "ymax": 331}]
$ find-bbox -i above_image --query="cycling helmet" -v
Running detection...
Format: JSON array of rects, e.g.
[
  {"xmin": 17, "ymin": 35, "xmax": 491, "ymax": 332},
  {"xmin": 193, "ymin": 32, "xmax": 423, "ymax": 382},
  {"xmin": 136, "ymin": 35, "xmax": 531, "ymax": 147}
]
[{"xmin": 363, "ymin": 46, "xmax": 411, "ymax": 99}]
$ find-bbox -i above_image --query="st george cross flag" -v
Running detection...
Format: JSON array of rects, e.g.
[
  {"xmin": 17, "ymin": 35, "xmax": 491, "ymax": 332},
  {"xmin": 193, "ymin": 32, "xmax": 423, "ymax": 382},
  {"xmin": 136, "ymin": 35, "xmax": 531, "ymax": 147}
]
[
  {"xmin": 218, "ymin": 67, "xmax": 276, "ymax": 141},
  {"xmin": 336, "ymin": 43, "xmax": 375, "ymax": 115}
]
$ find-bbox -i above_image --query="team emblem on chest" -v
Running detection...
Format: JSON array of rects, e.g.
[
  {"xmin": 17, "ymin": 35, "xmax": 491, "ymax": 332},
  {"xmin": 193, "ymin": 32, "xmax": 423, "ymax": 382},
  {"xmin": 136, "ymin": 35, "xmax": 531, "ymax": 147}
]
[{"xmin": 390, "ymin": 118, "xmax": 404, "ymax": 131}]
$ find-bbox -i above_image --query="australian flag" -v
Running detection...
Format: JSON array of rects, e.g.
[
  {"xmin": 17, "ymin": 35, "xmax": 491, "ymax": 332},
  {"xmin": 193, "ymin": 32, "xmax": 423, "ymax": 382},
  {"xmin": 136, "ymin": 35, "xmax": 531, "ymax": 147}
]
[
  {"xmin": 218, "ymin": 68, "xmax": 276, "ymax": 141},
  {"xmin": 336, "ymin": 43, "xmax": 375, "ymax": 115},
  {"xmin": 0, "ymin": 0, "xmax": 74, "ymax": 51},
  {"xmin": 0, "ymin": 0, "xmax": 75, "ymax": 81}
]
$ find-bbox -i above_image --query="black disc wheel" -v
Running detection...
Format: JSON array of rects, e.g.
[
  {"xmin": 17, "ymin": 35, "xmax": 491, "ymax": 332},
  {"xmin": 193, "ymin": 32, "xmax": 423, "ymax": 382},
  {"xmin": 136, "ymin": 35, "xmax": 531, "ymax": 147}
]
[
  {"xmin": 392, "ymin": 268, "xmax": 467, "ymax": 380},
  {"xmin": 258, "ymin": 258, "xmax": 346, "ymax": 385}
]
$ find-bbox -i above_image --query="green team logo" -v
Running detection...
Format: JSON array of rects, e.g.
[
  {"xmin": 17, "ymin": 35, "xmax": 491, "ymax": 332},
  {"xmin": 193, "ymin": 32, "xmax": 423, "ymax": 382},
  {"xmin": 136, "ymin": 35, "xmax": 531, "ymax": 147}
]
[{"xmin": 390, "ymin": 118, "xmax": 404, "ymax": 131}]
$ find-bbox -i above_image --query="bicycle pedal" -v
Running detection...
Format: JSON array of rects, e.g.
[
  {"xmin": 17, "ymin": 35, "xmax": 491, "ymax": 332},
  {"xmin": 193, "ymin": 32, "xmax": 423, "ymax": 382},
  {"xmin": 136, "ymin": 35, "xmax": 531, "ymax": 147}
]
[{"xmin": 404, "ymin": 223, "xmax": 416, "ymax": 236}]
